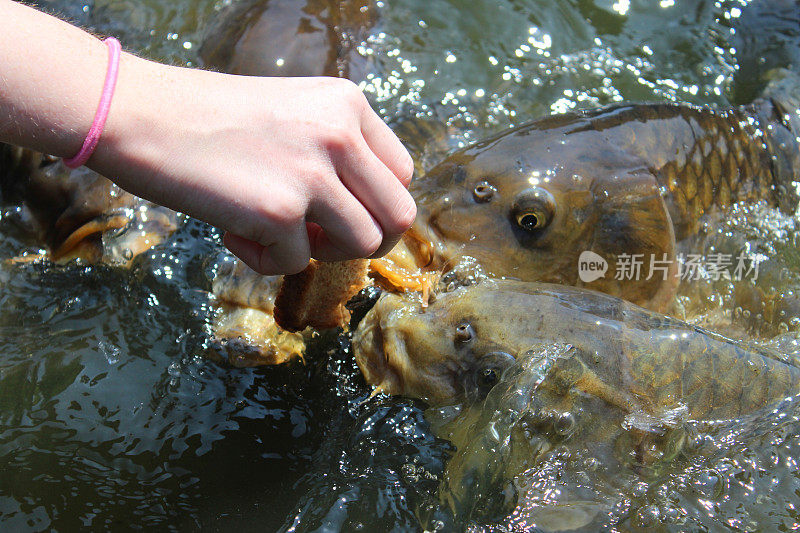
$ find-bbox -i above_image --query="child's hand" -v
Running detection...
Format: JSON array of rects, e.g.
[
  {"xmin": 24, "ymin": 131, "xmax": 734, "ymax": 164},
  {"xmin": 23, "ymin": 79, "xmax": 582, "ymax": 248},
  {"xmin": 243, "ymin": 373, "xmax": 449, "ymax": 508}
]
[
  {"xmin": 91, "ymin": 56, "xmax": 416, "ymax": 275},
  {"xmin": 0, "ymin": 0, "xmax": 414, "ymax": 275}
]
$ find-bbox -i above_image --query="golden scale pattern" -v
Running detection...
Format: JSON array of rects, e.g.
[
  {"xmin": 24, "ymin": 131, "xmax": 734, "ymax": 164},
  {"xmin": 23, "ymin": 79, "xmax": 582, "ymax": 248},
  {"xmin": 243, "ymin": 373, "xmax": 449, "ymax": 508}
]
[{"xmin": 661, "ymin": 107, "xmax": 773, "ymax": 234}]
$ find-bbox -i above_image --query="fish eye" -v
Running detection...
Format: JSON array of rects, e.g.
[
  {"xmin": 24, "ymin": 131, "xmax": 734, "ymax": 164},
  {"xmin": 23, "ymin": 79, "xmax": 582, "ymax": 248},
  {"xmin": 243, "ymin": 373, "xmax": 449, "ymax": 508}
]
[
  {"xmin": 517, "ymin": 212, "xmax": 544, "ymax": 231},
  {"xmin": 470, "ymin": 351, "xmax": 515, "ymax": 397},
  {"xmin": 472, "ymin": 181, "xmax": 496, "ymax": 203},
  {"xmin": 480, "ymin": 352, "xmax": 515, "ymax": 383},
  {"xmin": 512, "ymin": 188, "xmax": 556, "ymax": 233},
  {"xmin": 480, "ymin": 368, "xmax": 498, "ymax": 386},
  {"xmin": 454, "ymin": 322, "xmax": 475, "ymax": 343}
]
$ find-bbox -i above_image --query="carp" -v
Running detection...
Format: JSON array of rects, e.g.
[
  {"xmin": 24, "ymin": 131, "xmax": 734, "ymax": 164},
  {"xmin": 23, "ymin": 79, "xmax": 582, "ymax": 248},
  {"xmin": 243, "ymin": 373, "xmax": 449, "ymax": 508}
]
[
  {"xmin": 352, "ymin": 279, "xmax": 800, "ymax": 529},
  {"xmin": 407, "ymin": 95, "xmax": 800, "ymax": 312}
]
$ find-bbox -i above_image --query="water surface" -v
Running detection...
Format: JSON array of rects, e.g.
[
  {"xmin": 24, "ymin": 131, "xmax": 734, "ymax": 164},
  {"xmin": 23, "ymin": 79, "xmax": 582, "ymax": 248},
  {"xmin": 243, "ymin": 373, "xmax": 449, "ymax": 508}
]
[{"xmin": 3, "ymin": 0, "xmax": 800, "ymax": 530}]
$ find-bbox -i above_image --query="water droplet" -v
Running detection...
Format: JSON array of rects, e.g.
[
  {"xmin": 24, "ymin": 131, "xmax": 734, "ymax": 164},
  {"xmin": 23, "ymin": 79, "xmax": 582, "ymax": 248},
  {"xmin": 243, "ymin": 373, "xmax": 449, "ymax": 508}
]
[
  {"xmin": 554, "ymin": 411, "xmax": 575, "ymax": 437},
  {"xmin": 633, "ymin": 505, "xmax": 661, "ymax": 528},
  {"xmin": 98, "ymin": 341, "xmax": 120, "ymax": 365}
]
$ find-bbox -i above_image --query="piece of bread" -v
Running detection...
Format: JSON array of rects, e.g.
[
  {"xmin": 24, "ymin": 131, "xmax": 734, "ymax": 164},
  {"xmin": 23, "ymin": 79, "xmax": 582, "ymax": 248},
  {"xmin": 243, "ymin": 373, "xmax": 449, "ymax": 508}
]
[{"xmin": 274, "ymin": 259, "xmax": 370, "ymax": 332}]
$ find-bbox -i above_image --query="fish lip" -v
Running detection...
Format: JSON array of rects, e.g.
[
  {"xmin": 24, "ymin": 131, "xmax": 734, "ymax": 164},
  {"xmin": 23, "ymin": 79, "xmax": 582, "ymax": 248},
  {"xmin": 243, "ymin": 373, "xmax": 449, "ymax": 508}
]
[
  {"xmin": 414, "ymin": 212, "xmax": 463, "ymax": 267},
  {"xmin": 353, "ymin": 298, "xmax": 405, "ymax": 394},
  {"xmin": 422, "ymin": 210, "xmax": 446, "ymax": 242},
  {"xmin": 354, "ymin": 294, "xmax": 460, "ymax": 405},
  {"xmin": 352, "ymin": 316, "xmax": 386, "ymax": 384}
]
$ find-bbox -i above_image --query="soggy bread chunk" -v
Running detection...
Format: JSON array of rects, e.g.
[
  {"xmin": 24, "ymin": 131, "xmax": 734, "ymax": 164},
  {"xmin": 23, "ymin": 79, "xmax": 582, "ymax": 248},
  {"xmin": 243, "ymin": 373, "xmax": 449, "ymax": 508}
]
[{"xmin": 274, "ymin": 259, "xmax": 370, "ymax": 332}]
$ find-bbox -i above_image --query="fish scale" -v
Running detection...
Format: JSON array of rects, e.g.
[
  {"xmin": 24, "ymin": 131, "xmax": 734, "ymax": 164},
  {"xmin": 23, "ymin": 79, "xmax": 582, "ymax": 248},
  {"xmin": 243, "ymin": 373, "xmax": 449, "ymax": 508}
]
[{"xmin": 586, "ymin": 102, "xmax": 798, "ymax": 240}]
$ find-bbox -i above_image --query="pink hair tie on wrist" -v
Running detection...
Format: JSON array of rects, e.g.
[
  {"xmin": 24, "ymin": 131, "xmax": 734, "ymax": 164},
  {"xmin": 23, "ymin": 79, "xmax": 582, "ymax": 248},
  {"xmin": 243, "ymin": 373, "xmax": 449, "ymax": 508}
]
[{"xmin": 63, "ymin": 37, "xmax": 122, "ymax": 169}]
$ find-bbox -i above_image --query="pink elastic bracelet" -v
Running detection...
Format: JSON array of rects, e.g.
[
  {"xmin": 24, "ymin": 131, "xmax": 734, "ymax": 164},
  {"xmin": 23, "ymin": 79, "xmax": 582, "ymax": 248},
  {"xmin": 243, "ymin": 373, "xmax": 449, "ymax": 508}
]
[{"xmin": 63, "ymin": 37, "xmax": 122, "ymax": 169}]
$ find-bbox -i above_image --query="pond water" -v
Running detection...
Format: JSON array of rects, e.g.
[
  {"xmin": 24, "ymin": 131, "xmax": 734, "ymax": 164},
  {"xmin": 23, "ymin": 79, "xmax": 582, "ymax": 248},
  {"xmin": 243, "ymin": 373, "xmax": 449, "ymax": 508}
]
[{"xmin": 3, "ymin": 0, "xmax": 800, "ymax": 531}]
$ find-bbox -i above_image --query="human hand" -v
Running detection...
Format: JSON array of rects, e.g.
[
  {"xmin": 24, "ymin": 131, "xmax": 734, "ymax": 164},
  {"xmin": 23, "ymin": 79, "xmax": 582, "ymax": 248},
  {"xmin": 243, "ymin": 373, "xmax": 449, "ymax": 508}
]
[{"xmin": 91, "ymin": 55, "xmax": 416, "ymax": 275}]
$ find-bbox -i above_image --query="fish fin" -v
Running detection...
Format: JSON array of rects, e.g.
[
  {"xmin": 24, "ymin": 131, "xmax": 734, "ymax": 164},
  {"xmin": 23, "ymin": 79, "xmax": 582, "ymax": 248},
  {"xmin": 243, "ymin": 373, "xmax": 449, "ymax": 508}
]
[
  {"xmin": 361, "ymin": 385, "xmax": 389, "ymax": 404},
  {"xmin": 50, "ymin": 215, "xmax": 129, "ymax": 262}
]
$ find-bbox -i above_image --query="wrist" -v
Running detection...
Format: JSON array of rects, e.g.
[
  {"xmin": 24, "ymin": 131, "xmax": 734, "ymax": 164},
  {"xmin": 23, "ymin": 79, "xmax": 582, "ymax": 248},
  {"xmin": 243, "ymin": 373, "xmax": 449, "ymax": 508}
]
[
  {"xmin": 62, "ymin": 37, "xmax": 122, "ymax": 168},
  {"xmin": 87, "ymin": 53, "xmax": 180, "ymax": 193},
  {"xmin": 85, "ymin": 53, "xmax": 235, "ymax": 216}
]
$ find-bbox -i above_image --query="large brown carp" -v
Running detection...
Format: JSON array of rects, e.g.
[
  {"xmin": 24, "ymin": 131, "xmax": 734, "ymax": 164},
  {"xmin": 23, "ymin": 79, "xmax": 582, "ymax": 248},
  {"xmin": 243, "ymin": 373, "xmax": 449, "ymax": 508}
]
[
  {"xmin": 352, "ymin": 279, "xmax": 800, "ymax": 529},
  {"xmin": 353, "ymin": 279, "xmax": 799, "ymax": 410},
  {"xmin": 405, "ymin": 93, "xmax": 800, "ymax": 312}
]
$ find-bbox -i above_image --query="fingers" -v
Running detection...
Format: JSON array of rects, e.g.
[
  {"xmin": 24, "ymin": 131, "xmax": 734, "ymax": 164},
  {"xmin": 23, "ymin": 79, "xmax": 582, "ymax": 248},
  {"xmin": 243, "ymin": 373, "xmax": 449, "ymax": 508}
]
[
  {"xmin": 222, "ymin": 233, "xmax": 268, "ymax": 273},
  {"xmin": 307, "ymin": 186, "xmax": 383, "ymax": 261},
  {"xmin": 331, "ymin": 137, "xmax": 417, "ymax": 257},
  {"xmin": 223, "ymin": 88, "xmax": 417, "ymax": 272},
  {"xmin": 360, "ymin": 107, "xmax": 415, "ymax": 188},
  {"xmin": 228, "ymin": 133, "xmax": 415, "ymax": 271},
  {"xmin": 306, "ymin": 223, "xmax": 356, "ymax": 262},
  {"xmin": 223, "ymin": 222, "xmax": 311, "ymax": 275}
]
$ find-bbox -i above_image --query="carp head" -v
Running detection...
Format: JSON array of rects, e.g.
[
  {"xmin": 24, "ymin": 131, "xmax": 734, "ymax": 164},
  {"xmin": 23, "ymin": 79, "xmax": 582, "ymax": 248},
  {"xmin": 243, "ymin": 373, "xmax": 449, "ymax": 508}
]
[
  {"xmin": 353, "ymin": 283, "xmax": 523, "ymax": 406},
  {"xmin": 412, "ymin": 112, "xmax": 678, "ymax": 311}
]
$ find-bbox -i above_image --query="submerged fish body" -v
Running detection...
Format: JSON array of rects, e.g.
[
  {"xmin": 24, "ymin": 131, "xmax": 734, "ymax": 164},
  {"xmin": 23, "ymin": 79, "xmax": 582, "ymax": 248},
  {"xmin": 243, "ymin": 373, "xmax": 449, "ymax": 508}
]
[
  {"xmin": 209, "ymin": 259, "xmax": 306, "ymax": 367},
  {"xmin": 0, "ymin": 145, "xmax": 178, "ymax": 265},
  {"xmin": 200, "ymin": 0, "xmax": 377, "ymax": 80},
  {"xmin": 410, "ymin": 98, "xmax": 800, "ymax": 311},
  {"xmin": 353, "ymin": 279, "xmax": 800, "ymax": 414},
  {"xmin": 353, "ymin": 279, "xmax": 800, "ymax": 528}
]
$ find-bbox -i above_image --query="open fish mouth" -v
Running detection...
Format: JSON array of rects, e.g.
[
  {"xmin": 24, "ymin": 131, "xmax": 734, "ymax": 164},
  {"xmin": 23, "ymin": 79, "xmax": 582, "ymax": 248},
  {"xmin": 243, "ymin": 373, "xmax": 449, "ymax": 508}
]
[
  {"xmin": 352, "ymin": 295, "xmax": 408, "ymax": 396},
  {"xmin": 407, "ymin": 215, "xmax": 471, "ymax": 274},
  {"xmin": 406, "ymin": 200, "xmax": 467, "ymax": 260},
  {"xmin": 401, "ymin": 223, "xmax": 438, "ymax": 268}
]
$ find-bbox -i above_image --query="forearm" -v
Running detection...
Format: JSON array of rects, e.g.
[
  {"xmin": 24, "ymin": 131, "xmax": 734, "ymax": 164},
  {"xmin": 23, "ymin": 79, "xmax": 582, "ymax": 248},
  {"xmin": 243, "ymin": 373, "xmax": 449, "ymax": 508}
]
[
  {"xmin": 0, "ymin": 1, "xmax": 191, "ymax": 175},
  {"xmin": 0, "ymin": 0, "xmax": 213, "ymax": 200},
  {"xmin": 0, "ymin": 0, "xmax": 112, "ymax": 157}
]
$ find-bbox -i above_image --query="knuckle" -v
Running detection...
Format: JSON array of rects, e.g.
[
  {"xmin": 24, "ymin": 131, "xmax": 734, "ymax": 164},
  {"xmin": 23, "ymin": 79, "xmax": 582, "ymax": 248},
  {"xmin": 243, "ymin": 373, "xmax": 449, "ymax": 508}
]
[
  {"xmin": 324, "ymin": 128, "xmax": 359, "ymax": 155},
  {"xmin": 252, "ymin": 258, "xmax": 275, "ymax": 276},
  {"xmin": 233, "ymin": 216, "xmax": 271, "ymax": 249},
  {"xmin": 385, "ymin": 196, "xmax": 417, "ymax": 235},
  {"xmin": 335, "ymin": 78, "xmax": 366, "ymax": 106},
  {"xmin": 267, "ymin": 194, "xmax": 306, "ymax": 230},
  {"xmin": 251, "ymin": 225, "xmax": 273, "ymax": 249},
  {"xmin": 398, "ymin": 152, "xmax": 415, "ymax": 182},
  {"xmin": 348, "ymin": 227, "xmax": 382, "ymax": 258},
  {"xmin": 304, "ymin": 165, "xmax": 333, "ymax": 190},
  {"xmin": 242, "ymin": 256, "xmax": 267, "ymax": 275}
]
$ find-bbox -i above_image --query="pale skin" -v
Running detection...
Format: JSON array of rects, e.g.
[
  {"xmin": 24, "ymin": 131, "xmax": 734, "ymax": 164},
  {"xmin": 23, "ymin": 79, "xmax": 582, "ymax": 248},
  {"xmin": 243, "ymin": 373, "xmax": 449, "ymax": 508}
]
[{"xmin": 0, "ymin": 0, "xmax": 416, "ymax": 275}]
